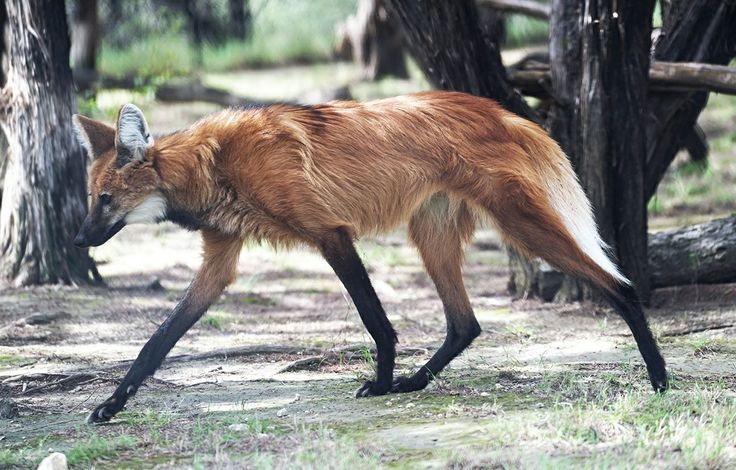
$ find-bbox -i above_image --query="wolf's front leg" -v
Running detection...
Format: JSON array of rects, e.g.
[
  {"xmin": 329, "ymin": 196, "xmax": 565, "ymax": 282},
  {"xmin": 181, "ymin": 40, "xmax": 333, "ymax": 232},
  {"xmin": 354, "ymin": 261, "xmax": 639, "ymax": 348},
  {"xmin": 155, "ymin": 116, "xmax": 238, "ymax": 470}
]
[
  {"xmin": 319, "ymin": 229, "xmax": 398, "ymax": 397},
  {"xmin": 88, "ymin": 231, "xmax": 243, "ymax": 423}
]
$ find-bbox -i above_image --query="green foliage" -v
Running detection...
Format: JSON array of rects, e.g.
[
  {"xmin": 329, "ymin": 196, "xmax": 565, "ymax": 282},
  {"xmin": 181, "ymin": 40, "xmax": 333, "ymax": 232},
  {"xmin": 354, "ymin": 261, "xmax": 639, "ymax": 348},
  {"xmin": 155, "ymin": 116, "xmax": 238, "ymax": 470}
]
[
  {"xmin": 201, "ymin": 312, "xmax": 230, "ymax": 330},
  {"xmin": 505, "ymin": 14, "xmax": 549, "ymax": 48}
]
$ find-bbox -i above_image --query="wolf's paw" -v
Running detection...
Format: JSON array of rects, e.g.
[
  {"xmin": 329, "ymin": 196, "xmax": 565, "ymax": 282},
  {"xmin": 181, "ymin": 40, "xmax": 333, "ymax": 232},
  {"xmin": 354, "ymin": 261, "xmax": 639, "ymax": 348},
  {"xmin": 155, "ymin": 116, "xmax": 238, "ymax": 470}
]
[
  {"xmin": 355, "ymin": 380, "xmax": 391, "ymax": 398},
  {"xmin": 651, "ymin": 370, "xmax": 669, "ymax": 393},
  {"xmin": 87, "ymin": 397, "xmax": 122, "ymax": 424},
  {"xmin": 390, "ymin": 375, "xmax": 429, "ymax": 394}
]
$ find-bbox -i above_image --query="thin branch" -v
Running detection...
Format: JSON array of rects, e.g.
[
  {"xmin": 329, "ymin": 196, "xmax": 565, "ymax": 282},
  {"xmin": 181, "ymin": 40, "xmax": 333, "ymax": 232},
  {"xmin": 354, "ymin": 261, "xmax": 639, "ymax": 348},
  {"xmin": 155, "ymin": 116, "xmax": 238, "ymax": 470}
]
[{"xmin": 649, "ymin": 61, "xmax": 736, "ymax": 95}]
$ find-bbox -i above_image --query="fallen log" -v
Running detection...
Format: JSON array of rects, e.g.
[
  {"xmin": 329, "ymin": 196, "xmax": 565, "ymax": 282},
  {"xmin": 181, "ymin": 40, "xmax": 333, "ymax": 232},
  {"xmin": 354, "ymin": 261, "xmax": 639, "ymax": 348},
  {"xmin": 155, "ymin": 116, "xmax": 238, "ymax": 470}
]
[
  {"xmin": 155, "ymin": 80, "xmax": 353, "ymax": 107},
  {"xmin": 155, "ymin": 81, "xmax": 277, "ymax": 108},
  {"xmin": 278, "ymin": 345, "xmax": 429, "ymax": 373},
  {"xmin": 649, "ymin": 215, "xmax": 736, "ymax": 288},
  {"xmin": 73, "ymin": 69, "xmax": 155, "ymax": 91}
]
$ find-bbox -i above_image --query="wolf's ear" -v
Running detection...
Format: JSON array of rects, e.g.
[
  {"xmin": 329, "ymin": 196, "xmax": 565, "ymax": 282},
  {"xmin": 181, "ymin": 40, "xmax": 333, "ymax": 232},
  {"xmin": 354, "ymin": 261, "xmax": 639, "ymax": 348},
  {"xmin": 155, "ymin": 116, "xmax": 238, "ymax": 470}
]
[
  {"xmin": 72, "ymin": 114, "xmax": 116, "ymax": 160},
  {"xmin": 115, "ymin": 104, "xmax": 154, "ymax": 167}
]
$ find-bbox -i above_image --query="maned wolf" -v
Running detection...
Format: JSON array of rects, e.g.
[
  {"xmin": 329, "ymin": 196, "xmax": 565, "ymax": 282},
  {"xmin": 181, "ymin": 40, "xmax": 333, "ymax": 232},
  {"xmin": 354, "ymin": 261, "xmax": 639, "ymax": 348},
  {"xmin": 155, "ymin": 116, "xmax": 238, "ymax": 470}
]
[{"xmin": 72, "ymin": 91, "xmax": 668, "ymax": 423}]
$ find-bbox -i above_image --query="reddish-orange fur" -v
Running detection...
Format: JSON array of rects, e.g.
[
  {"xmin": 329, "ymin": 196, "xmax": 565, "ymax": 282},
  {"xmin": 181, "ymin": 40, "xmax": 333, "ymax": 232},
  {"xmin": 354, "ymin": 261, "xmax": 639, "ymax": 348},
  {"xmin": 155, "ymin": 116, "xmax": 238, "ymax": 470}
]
[{"xmin": 81, "ymin": 92, "xmax": 619, "ymax": 294}]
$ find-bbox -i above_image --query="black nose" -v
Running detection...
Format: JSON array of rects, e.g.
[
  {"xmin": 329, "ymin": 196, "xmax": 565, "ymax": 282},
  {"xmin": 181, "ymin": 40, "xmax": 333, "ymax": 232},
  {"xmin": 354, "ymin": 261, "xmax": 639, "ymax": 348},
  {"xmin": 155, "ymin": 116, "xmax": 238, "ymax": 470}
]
[{"xmin": 73, "ymin": 232, "xmax": 89, "ymax": 248}]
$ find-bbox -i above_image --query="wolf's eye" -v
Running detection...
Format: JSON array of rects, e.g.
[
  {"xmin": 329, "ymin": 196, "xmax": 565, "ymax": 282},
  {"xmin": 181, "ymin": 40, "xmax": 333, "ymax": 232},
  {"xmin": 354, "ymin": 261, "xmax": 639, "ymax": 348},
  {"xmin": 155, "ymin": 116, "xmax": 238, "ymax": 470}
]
[{"xmin": 99, "ymin": 193, "xmax": 112, "ymax": 205}]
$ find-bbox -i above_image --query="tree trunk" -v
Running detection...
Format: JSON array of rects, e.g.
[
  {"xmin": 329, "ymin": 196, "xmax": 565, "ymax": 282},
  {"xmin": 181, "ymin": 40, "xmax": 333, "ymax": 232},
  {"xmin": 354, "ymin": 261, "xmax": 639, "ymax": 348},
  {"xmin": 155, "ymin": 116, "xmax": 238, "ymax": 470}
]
[
  {"xmin": 228, "ymin": 0, "xmax": 251, "ymax": 40},
  {"xmin": 341, "ymin": 0, "xmax": 408, "ymax": 81},
  {"xmin": 565, "ymin": 0, "xmax": 655, "ymax": 301},
  {"xmin": 0, "ymin": 0, "xmax": 99, "ymax": 286},
  {"xmin": 384, "ymin": 0, "xmax": 539, "ymax": 123},
  {"xmin": 477, "ymin": 3, "xmax": 506, "ymax": 49},
  {"xmin": 0, "ymin": 1, "xmax": 6, "ymax": 201},
  {"xmin": 70, "ymin": 0, "xmax": 98, "ymax": 73},
  {"xmin": 644, "ymin": 0, "xmax": 736, "ymax": 201}
]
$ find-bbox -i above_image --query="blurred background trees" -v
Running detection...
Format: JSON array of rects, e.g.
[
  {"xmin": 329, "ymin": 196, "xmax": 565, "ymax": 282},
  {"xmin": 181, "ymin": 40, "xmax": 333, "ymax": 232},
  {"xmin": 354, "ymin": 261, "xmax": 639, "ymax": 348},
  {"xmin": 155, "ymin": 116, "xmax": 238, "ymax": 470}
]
[{"xmin": 0, "ymin": 0, "xmax": 735, "ymax": 296}]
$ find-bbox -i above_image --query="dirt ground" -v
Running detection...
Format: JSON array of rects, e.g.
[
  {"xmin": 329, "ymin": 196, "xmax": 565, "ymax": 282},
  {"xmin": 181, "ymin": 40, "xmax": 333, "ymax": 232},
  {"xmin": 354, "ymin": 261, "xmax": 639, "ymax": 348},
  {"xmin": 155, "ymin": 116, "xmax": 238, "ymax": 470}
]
[
  {"xmin": 1, "ymin": 221, "xmax": 736, "ymax": 468},
  {"xmin": 2, "ymin": 65, "xmax": 736, "ymax": 469}
]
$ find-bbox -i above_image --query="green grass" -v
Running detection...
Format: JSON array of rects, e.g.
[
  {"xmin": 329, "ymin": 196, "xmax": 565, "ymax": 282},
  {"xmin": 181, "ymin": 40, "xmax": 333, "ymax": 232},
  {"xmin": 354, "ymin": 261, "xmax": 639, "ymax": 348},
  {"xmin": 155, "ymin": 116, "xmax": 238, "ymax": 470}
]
[
  {"xmin": 662, "ymin": 336, "xmax": 736, "ymax": 357},
  {"xmin": 649, "ymin": 93, "xmax": 736, "ymax": 221},
  {"xmin": 505, "ymin": 14, "xmax": 549, "ymax": 48},
  {"xmin": 200, "ymin": 312, "xmax": 231, "ymax": 330},
  {"xmin": 269, "ymin": 427, "xmax": 382, "ymax": 469},
  {"xmin": 99, "ymin": 34, "xmax": 192, "ymax": 81},
  {"xmin": 0, "ymin": 433, "xmax": 137, "ymax": 468},
  {"xmin": 120, "ymin": 408, "xmax": 177, "ymax": 428},
  {"xmin": 0, "ymin": 354, "xmax": 31, "ymax": 369},
  {"xmin": 413, "ymin": 370, "xmax": 736, "ymax": 468},
  {"xmin": 4, "ymin": 370, "xmax": 735, "ymax": 468},
  {"xmin": 65, "ymin": 434, "xmax": 138, "ymax": 467}
]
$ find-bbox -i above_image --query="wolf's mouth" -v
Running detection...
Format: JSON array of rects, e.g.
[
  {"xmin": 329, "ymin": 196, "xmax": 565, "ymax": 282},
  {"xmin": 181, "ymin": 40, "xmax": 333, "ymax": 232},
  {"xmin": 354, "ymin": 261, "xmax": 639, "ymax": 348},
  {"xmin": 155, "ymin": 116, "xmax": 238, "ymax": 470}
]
[
  {"xmin": 75, "ymin": 218, "xmax": 126, "ymax": 248},
  {"xmin": 90, "ymin": 219, "xmax": 126, "ymax": 247}
]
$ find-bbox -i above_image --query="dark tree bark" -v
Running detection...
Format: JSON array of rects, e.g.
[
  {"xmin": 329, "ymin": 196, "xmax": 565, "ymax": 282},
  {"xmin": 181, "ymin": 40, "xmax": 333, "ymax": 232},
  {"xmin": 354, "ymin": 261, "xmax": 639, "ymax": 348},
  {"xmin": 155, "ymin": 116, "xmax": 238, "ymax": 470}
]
[
  {"xmin": 479, "ymin": 0, "xmax": 550, "ymax": 20},
  {"xmin": 644, "ymin": 1, "xmax": 736, "ymax": 201},
  {"xmin": 477, "ymin": 3, "xmax": 506, "ymax": 50},
  {"xmin": 1, "ymin": 1, "xmax": 6, "ymax": 201},
  {"xmin": 180, "ymin": 0, "xmax": 222, "ymax": 66},
  {"xmin": 228, "ymin": 0, "xmax": 251, "ymax": 40},
  {"xmin": 384, "ymin": 0, "xmax": 539, "ymax": 123},
  {"xmin": 0, "ymin": 1, "xmax": 6, "ymax": 86},
  {"xmin": 0, "ymin": 0, "xmax": 99, "ymax": 286},
  {"xmin": 70, "ymin": 0, "xmax": 98, "ymax": 73}
]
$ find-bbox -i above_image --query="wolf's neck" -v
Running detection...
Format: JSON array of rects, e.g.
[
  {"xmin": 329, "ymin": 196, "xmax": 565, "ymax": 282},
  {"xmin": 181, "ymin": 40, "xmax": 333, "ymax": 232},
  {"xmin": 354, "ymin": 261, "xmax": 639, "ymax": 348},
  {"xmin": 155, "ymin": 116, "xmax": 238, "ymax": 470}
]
[{"xmin": 153, "ymin": 128, "xmax": 221, "ymax": 215}]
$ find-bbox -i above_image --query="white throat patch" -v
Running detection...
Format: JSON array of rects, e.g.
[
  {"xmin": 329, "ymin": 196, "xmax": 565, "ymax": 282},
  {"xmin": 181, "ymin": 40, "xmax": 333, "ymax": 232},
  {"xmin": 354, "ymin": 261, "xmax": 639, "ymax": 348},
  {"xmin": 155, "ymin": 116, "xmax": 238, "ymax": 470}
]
[{"xmin": 125, "ymin": 194, "xmax": 167, "ymax": 224}]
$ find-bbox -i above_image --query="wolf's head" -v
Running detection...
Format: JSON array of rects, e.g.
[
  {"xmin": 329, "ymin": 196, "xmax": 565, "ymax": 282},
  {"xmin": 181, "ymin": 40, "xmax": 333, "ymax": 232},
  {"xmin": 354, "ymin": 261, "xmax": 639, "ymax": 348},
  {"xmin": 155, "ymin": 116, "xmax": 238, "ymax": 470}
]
[{"xmin": 72, "ymin": 104, "xmax": 166, "ymax": 247}]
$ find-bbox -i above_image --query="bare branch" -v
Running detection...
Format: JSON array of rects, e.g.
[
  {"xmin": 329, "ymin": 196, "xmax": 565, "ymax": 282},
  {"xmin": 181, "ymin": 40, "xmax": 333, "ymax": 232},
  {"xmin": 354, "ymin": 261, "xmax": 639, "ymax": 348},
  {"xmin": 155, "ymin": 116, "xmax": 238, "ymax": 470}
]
[{"xmin": 508, "ymin": 60, "xmax": 736, "ymax": 96}]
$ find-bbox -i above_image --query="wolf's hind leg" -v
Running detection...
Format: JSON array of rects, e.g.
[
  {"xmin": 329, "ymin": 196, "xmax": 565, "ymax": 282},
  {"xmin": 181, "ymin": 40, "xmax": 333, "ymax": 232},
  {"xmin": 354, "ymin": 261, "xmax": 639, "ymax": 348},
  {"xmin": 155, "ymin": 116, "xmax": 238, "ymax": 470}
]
[{"xmin": 393, "ymin": 195, "xmax": 480, "ymax": 393}]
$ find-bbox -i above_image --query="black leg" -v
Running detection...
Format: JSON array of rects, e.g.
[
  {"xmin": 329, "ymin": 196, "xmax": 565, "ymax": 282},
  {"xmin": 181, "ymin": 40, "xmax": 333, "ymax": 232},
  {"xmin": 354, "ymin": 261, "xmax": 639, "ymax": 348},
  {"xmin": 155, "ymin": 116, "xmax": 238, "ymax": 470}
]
[
  {"xmin": 319, "ymin": 229, "xmax": 397, "ymax": 397},
  {"xmin": 88, "ymin": 295, "xmax": 209, "ymax": 422},
  {"xmin": 603, "ymin": 283, "xmax": 668, "ymax": 392},
  {"xmin": 88, "ymin": 231, "xmax": 242, "ymax": 423}
]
